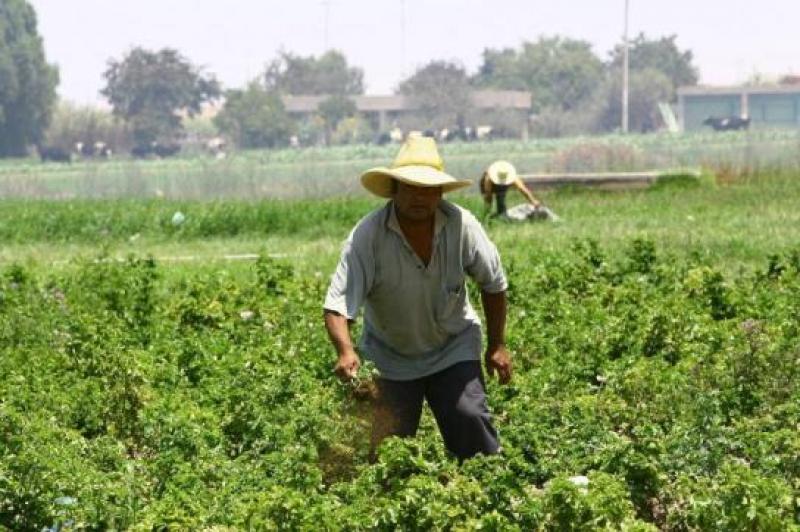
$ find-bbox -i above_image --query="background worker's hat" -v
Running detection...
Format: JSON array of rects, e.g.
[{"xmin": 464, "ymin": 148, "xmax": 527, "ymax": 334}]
[
  {"xmin": 486, "ymin": 160, "xmax": 518, "ymax": 186},
  {"xmin": 361, "ymin": 136, "xmax": 472, "ymax": 198}
]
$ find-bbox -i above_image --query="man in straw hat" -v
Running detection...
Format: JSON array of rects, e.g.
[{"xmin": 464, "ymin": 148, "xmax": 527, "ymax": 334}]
[
  {"xmin": 480, "ymin": 160, "xmax": 559, "ymax": 221},
  {"xmin": 323, "ymin": 135, "xmax": 512, "ymax": 461}
]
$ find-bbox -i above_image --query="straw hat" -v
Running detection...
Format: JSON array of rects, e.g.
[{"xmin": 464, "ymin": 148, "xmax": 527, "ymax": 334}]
[
  {"xmin": 361, "ymin": 136, "xmax": 472, "ymax": 198},
  {"xmin": 486, "ymin": 160, "xmax": 518, "ymax": 186}
]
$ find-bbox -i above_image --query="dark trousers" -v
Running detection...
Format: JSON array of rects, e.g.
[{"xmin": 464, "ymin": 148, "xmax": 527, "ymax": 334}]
[{"xmin": 371, "ymin": 360, "xmax": 500, "ymax": 461}]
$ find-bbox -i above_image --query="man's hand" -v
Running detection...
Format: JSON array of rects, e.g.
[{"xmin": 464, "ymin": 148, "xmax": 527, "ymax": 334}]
[
  {"xmin": 480, "ymin": 290, "xmax": 510, "ymax": 384},
  {"xmin": 325, "ymin": 310, "xmax": 361, "ymax": 382},
  {"xmin": 485, "ymin": 344, "xmax": 512, "ymax": 384},
  {"xmin": 334, "ymin": 349, "xmax": 361, "ymax": 382}
]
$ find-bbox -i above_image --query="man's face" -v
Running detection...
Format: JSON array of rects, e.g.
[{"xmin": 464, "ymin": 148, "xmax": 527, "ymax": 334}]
[{"xmin": 393, "ymin": 181, "xmax": 443, "ymax": 222}]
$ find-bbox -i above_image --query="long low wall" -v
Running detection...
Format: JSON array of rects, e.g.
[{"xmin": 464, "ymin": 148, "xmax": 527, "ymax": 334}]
[{"xmin": 521, "ymin": 170, "xmax": 700, "ymax": 190}]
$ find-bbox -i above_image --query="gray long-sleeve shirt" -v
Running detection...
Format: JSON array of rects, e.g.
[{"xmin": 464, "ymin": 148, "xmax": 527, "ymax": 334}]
[{"xmin": 324, "ymin": 200, "xmax": 507, "ymax": 380}]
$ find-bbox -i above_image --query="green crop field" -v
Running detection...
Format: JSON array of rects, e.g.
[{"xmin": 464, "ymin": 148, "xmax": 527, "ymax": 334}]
[{"xmin": 1, "ymin": 151, "xmax": 799, "ymax": 528}]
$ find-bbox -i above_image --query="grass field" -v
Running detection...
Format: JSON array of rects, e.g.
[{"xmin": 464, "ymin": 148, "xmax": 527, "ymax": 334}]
[
  {"xmin": 1, "ymin": 146, "xmax": 799, "ymax": 528},
  {"xmin": 2, "ymin": 166, "xmax": 798, "ymax": 272},
  {"xmin": 1, "ymin": 129, "xmax": 799, "ymax": 200}
]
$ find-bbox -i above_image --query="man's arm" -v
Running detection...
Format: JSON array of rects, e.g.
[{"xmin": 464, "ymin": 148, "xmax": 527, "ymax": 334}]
[
  {"xmin": 513, "ymin": 179, "xmax": 541, "ymax": 207},
  {"xmin": 323, "ymin": 221, "xmax": 374, "ymax": 382},
  {"xmin": 480, "ymin": 290, "xmax": 512, "ymax": 384},
  {"xmin": 324, "ymin": 309, "xmax": 360, "ymax": 381},
  {"xmin": 480, "ymin": 174, "xmax": 494, "ymax": 210}
]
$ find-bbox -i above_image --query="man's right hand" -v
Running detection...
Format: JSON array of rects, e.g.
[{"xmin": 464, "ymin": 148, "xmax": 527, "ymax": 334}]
[
  {"xmin": 334, "ymin": 349, "xmax": 361, "ymax": 381},
  {"xmin": 325, "ymin": 310, "xmax": 360, "ymax": 382}
]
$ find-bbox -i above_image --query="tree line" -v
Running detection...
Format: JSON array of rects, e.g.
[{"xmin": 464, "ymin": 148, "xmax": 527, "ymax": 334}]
[{"xmin": 1, "ymin": 0, "xmax": 701, "ymax": 158}]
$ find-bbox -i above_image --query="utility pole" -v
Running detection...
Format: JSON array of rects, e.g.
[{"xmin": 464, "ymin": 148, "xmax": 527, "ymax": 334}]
[{"xmin": 622, "ymin": 0, "xmax": 630, "ymax": 134}]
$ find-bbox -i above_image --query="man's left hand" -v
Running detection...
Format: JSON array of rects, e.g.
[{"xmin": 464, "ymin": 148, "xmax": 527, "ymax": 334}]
[{"xmin": 485, "ymin": 345, "xmax": 512, "ymax": 384}]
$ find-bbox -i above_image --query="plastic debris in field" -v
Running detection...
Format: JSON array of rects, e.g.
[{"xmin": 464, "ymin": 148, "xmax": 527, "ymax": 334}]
[{"xmin": 505, "ymin": 203, "xmax": 562, "ymax": 222}]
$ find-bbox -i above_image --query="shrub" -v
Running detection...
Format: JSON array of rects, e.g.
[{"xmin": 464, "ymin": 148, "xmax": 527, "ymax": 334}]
[
  {"xmin": 547, "ymin": 142, "xmax": 645, "ymax": 172},
  {"xmin": 44, "ymin": 101, "xmax": 132, "ymax": 152}
]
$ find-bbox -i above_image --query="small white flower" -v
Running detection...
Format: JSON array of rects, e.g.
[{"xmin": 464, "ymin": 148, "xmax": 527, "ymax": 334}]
[
  {"xmin": 239, "ymin": 310, "xmax": 255, "ymax": 321},
  {"xmin": 171, "ymin": 211, "xmax": 186, "ymax": 226},
  {"xmin": 569, "ymin": 475, "xmax": 590, "ymax": 494},
  {"xmin": 569, "ymin": 475, "xmax": 589, "ymax": 487}
]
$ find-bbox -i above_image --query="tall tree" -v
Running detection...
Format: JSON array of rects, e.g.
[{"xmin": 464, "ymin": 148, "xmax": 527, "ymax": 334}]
[
  {"xmin": 475, "ymin": 36, "xmax": 604, "ymax": 112},
  {"xmin": 0, "ymin": 0, "xmax": 59, "ymax": 157},
  {"xmin": 591, "ymin": 68, "xmax": 673, "ymax": 133},
  {"xmin": 264, "ymin": 50, "xmax": 364, "ymax": 95},
  {"xmin": 102, "ymin": 47, "xmax": 220, "ymax": 146},
  {"xmin": 397, "ymin": 61, "xmax": 473, "ymax": 129},
  {"xmin": 213, "ymin": 82, "xmax": 293, "ymax": 149},
  {"xmin": 608, "ymin": 34, "xmax": 698, "ymax": 99},
  {"xmin": 317, "ymin": 94, "xmax": 357, "ymax": 144}
]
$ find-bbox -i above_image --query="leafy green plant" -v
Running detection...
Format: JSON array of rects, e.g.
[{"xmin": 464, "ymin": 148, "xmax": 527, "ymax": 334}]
[{"xmin": 2, "ymin": 201, "xmax": 800, "ymax": 528}]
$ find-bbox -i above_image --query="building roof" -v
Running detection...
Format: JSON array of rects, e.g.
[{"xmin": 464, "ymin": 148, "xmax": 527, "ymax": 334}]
[
  {"xmin": 678, "ymin": 84, "xmax": 800, "ymax": 97},
  {"xmin": 282, "ymin": 90, "xmax": 532, "ymax": 113}
]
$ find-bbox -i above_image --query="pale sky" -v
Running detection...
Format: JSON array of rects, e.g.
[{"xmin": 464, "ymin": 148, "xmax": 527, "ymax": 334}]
[{"xmin": 29, "ymin": 0, "xmax": 800, "ymax": 106}]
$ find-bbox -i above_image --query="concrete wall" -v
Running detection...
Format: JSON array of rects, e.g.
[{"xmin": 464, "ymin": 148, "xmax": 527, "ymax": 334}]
[
  {"xmin": 748, "ymin": 94, "xmax": 800, "ymax": 127},
  {"xmin": 680, "ymin": 88, "xmax": 800, "ymax": 131},
  {"xmin": 683, "ymin": 95, "xmax": 742, "ymax": 131}
]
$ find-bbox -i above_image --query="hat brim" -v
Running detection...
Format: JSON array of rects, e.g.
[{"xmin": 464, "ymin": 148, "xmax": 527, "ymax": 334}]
[
  {"xmin": 361, "ymin": 165, "xmax": 472, "ymax": 198},
  {"xmin": 488, "ymin": 174, "xmax": 517, "ymax": 186}
]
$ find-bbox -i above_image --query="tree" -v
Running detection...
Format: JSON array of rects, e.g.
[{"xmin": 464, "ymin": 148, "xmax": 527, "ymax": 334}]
[
  {"xmin": 397, "ymin": 61, "xmax": 473, "ymax": 129},
  {"xmin": 475, "ymin": 36, "xmax": 604, "ymax": 112},
  {"xmin": 330, "ymin": 115, "xmax": 374, "ymax": 145},
  {"xmin": 213, "ymin": 82, "xmax": 293, "ymax": 149},
  {"xmin": 0, "ymin": 0, "xmax": 59, "ymax": 157},
  {"xmin": 264, "ymin": 50, "xmax": 364, "ymax": 95},
  {"xmin": 44, "ymin": 101, "xmax": 130, "ymax": 153},
  {"xmin": 779, "ymin": 74, "xmax": 800, "ymax": 85},
  {"xmin": 102, "ymin": 47, "xmax": 220, "ymax": 146},
  {"xmin": 317, "ymin": 94, "xmax": 357, "ymax": 144},
  {"xmin": 590, "ymin": 68, "xmax": 673, "ymax": 133},
  {"xmin": 608, "ymin": 34, "xmax": 698, "ymax": 99}
]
